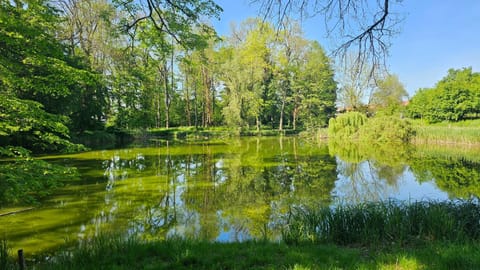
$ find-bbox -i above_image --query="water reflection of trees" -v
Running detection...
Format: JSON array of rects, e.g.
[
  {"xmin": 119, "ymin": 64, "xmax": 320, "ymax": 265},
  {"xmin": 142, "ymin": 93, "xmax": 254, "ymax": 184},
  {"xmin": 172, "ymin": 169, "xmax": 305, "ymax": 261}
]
[
  {"xmin": 88, "ymin": 138, "xmax": 338, "ymax": 242},
  {"xmin": 329, "ymin": 141, "xmax": 410, "ymax": 203},
  {"xmin": 329, "ymin": 140, "xmax": 480, "ymax": 202},
  {"xmin": 6, "ymin": 138, "xmax": 480, "ymax": 254},
  {"xmin": 409, "ymin": 146, "xmax": 480, "ymax": 198}
]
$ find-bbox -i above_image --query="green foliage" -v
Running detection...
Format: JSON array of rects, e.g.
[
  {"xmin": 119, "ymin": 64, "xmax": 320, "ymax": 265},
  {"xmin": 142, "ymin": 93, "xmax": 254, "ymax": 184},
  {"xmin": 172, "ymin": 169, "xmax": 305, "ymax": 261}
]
[
  {"xmin": 0, "ymin": 238, "xmax": 11, "ymax": 270},
  {"xmin": 0, "ymin": 95, "xmax": 85, "ymax": 152},
  {"xmin": 328, "ymin": 113, "xmax": 414, "ymax": 144},
  {"xmin": 359, "ymin": 116, "xmax": 414, "ymax": 143},
  {"xmin": 327, "ymin": 112, "xmax": 367, "ymax": 140},
  {"xmin": 296, "ymin": 42, "xmax": 337, "ymax": 129},
  {"xmin": 371, "ymin": 74, "xmax": 408, "ymax": 115},
  {"xmin": 0, "ymin": 157, "xmax": 78, "ymax": 206},
  {"xmin": 0, "ymin": 1, "xmax": 104, "ymax": 155},
  {"xmin": 19, "ymin": 232, "xmax": 480, "ymax": 269},
  {"xmin": 407, "ymin": 68, "xmax": 480, "ymax": 122}
]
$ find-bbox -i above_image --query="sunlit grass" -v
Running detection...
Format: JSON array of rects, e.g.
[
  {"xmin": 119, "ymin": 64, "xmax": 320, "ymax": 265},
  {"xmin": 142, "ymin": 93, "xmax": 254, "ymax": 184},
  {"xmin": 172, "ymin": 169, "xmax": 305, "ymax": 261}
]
[
  {"xmin": 411, "ymin": 119, "xmax": 480, "ymax": 144},
  {"xmin": 14, "ymin": 235, "xmax": 479, "ymax": 269}
]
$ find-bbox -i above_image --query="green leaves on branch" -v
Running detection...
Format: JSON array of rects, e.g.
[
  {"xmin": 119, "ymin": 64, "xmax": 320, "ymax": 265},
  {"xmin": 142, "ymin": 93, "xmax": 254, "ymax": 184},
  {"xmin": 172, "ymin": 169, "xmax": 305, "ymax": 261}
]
[
  {"xmin": 0, "ymin": 95, "xmax": 85, "ymax": 153},
  {"xmin": 0, "ymin": 157, "xmax": 79, "ymax": 206}
]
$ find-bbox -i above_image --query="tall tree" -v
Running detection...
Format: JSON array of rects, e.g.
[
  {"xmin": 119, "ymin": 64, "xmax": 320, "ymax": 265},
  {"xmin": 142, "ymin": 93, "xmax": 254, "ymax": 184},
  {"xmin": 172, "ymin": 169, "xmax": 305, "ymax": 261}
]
[
  {"xmin": 371, "ymin": 74, "xmax": 408, "ymax": 115},
  {"xmin": 295, "ymin": 41, "xmax": 337, "ymax": 129},
  {"xmin": 336, "ymin": 55, "xmax": 375, "ymax": 111},
  {"xmin": 220, "ymin": 19, "xmax": 275, "ymax": 130},
  {"xmin": 0, "ymin": 0, "xmax": 103, "ymax": 151},
  {"xmin": 253, "ymin": 0, "xmax": 403, "ymax": 77}
]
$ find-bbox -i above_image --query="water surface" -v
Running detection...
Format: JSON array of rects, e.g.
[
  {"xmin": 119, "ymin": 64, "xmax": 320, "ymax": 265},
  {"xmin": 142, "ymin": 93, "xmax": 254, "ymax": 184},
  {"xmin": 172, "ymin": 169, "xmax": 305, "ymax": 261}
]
[{"xmin": 1, "ymin": 137, "xmax": 479, "ymax": 255}]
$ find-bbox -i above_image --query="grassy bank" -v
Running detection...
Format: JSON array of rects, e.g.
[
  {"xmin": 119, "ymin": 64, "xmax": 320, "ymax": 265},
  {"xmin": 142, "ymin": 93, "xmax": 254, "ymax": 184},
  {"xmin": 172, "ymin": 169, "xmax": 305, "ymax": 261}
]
[
  {"xmin": 412, "ymin": 119, "xmax": 480, "ymax": 145},
  {"xmin": 2, "ymin": 237, "xmax": 480, "ymax": 270},
  {"xmin": 2, "ymin": 200, "xmax": 479, "ymax": 269}
]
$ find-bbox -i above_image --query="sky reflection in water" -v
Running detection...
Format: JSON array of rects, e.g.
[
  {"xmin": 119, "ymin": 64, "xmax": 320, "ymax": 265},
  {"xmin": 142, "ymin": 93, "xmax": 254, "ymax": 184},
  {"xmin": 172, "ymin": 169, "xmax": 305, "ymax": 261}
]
[{"xmin": 1, "ymin": 137, "xmax": 478, "ymax": 254}]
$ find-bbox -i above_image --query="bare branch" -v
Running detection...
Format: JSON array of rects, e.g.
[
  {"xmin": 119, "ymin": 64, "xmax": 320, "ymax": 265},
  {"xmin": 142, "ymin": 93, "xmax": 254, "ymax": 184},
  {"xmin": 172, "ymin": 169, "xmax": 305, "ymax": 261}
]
[{"xmin": 252, "ymin": 0, "xmax": 403, "ymax": 77}]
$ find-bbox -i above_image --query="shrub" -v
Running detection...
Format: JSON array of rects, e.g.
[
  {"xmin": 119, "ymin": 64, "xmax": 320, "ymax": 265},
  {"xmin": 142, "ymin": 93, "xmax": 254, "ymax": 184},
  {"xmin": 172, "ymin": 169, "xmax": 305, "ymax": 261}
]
[
  {"xmin": 359, "ymin": 116, "xmax": 414, "ymax": 143},
  {"xmin": 328, "ymin": 112, "xmax": 367, "ymax": 140},
  {"xmin": 328, "ymin": 113, "xmax": 414, "ymax": 144}
]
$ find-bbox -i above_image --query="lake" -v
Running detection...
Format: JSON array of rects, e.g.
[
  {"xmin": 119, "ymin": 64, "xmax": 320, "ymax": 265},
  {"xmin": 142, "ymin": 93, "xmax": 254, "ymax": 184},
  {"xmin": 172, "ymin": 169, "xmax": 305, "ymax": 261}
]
[{"xmin": 1, "ymin": 136, "xmax": 479, "ymax": 255}]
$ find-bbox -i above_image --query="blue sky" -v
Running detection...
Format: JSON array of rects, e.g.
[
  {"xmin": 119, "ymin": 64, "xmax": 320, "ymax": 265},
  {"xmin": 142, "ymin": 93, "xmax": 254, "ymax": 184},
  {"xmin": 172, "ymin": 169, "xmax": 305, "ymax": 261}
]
[{"xmin": 211, "ymin": 0, "xmax": 480, "ymax": 96}]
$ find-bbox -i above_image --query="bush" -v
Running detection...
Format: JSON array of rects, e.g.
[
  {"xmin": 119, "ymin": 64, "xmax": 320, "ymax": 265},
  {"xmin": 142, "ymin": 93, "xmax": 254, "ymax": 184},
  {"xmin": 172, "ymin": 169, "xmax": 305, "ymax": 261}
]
[
  {"xmin": 328, "ymin": 113, "xmax": 414, "ymax": 144},
  {"xmin": 328, "ymin": 112, "xmax": 367, "ymax": 140},
  {"xmin": 359, "ymin": 116, "xmax": 414, "ymax": 143}
]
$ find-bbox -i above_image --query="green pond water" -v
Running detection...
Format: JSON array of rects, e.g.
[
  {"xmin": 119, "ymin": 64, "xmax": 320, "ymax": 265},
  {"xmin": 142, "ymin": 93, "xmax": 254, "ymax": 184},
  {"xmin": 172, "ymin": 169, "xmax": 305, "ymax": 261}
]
[{"xmin": 1, "ymin": 137, "xmax": 480, "ymax": 256}]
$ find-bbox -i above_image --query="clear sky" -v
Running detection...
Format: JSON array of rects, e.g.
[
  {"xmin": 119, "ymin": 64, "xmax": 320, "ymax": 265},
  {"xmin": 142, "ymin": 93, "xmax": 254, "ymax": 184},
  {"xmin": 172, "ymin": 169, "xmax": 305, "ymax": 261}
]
[{"xmin": 211, "ymin": 0, "xmax": 480, "ymax": 96}]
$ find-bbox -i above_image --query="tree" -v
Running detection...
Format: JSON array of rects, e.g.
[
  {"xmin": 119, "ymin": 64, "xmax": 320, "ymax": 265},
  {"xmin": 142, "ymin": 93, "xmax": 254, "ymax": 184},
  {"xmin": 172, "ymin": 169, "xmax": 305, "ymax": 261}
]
[
  {"xmin": 371, "ymin": 74, "xmax": 408, "ymax": 115},
  {"xmin": 0, "ymin": 0, "xmax": 103, "ymax": 149},
  {"xmin": 220, "ymin": 19, "xmax": 275, "ymax": 130},
  {"xmin": 295, "ymin": 41, "xmax": 337, "ymax": 129},
  {"xmin": 113, "ymin": 0, "xmax": 222, "ymax": 49},
  {"xmin": 253, "ymin": 0, "xmax": 403, "ymax": 76},
  {"xmin": 336, "ymin": 55, "xmax": 375, "ymax": 111},
  {"xmin": 407, "ymin": 68, "xmax": 480, "ymax": 122}
]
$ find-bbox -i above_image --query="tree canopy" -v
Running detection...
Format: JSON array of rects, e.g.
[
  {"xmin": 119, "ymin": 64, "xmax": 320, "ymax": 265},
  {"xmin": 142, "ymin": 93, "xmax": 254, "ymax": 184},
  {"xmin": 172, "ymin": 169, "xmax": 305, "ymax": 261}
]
[{"xmin": 407, "ymin": 68, "xmax": 480, "ymax": 122}]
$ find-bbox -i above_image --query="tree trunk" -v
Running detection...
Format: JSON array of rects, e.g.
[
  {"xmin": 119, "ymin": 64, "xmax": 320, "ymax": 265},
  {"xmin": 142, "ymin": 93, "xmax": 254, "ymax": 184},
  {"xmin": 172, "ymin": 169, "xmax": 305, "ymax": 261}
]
[
  {"xmin": 194, "ymin": 83, "xmax": 198, "ymax": 128},
  {"xmin": 185, "ymin": 71, "xmax": 191, "ymax": 126},
  {"xmin": 279, "ymin": 97, "xmax": 286, "ymax": 131},
  {"xmin": 163, "ymin": 63, "xmax": 170, "ymax": 129},
  {"xmin": 202, "ymin": 66, "xmax": 212, "ymax": 127},
  {"xmin": 292, "ymin": 105, "xmax": 298, "ymax": 130}
]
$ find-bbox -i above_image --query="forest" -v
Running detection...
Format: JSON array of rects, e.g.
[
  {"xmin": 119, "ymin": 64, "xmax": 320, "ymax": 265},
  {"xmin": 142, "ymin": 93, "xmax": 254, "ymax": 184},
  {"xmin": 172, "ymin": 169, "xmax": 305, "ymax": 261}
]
[
  {"xmin": 3, "ymin": 0, "xmax": 480, "ymax": 156},
  {"xmin": 3, "ymin": 1, "xmax": 480, "ymax": 269},
  {"xmin": 0, "ymin": 0, "xmax": 338, "ymax": 156}
]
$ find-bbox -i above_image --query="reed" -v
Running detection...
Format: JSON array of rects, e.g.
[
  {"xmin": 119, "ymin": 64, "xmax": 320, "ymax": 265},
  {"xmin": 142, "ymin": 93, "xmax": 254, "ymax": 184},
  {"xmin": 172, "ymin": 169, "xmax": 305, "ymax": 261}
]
[
  {"xmin": 412, "ymin": 121, "xmax": 480, "ymax": 145},
  {"xmin": 281, "ymin": 200, "xmax": 480, "ymax": 246},
  {"xmin": 0, "ymin": 239, "xmax": 10, "ymax": 269}
]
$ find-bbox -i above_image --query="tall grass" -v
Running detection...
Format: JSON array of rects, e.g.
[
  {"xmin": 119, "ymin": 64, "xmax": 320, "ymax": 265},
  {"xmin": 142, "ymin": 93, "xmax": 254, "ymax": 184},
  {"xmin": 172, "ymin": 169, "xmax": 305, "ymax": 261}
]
[
  {"xmin": 282, "ymin": 200, "xmax": 480, "ymax": 246},
  {"xmin": 412, "ymin": 119, "xmax": 480, "ymax": 144},
  {"xmin": 0, "ymin": 238, "xmax": 14, "ymax": 270}
]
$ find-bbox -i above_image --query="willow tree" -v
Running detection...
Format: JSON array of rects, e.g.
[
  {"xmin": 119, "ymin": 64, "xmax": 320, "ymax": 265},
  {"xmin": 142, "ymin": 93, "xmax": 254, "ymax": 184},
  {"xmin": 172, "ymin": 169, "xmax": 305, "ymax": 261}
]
[{"xmin": 220, "ymin": 19, "xmax": 275, "ymax": 130}]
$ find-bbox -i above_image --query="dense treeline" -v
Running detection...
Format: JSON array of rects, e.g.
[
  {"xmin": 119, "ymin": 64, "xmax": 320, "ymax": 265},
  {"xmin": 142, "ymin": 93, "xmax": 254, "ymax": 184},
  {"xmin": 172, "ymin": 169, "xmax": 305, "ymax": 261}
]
[
  {"xmin": 0, "ymin": 0, "xmax": 338, "ymax": 157},
  {"xmin": 407, "ymin": 68, "xmax": 480, "ymax": 122}
]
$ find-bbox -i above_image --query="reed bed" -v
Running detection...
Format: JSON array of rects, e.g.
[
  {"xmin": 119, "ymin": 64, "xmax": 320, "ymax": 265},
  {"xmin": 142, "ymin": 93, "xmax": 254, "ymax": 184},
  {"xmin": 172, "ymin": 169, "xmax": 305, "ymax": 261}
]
[
  {"xmin": 281, "ymin": 200, "xmax": 480, "ymax": 246},
  {"xmin": 413, "ymin": 125, "xmax": 480, "ymax": 145}
]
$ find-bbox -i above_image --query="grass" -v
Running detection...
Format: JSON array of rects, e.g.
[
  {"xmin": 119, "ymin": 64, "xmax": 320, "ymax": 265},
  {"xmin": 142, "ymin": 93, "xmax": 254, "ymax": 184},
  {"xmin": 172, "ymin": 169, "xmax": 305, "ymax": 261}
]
[
  {"xmin": 0, "ymin": 238, "xmax": 9, "ymax": 270},
  {"xmin": 281, "ymin": 200, "xmax": 480, "ymax": 246},
  {"xmin": 7, "ymin": 237, "xmax": 479, "ymax": 270},
  {"xmin": 411, "ymin": 119, "xmax": 480, "ymax": 145},
  {"xmin": 4, "ymin": 200, "xmax": 479, "ymax": 269}
]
